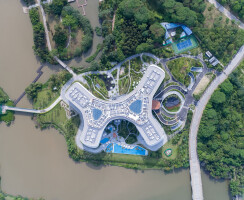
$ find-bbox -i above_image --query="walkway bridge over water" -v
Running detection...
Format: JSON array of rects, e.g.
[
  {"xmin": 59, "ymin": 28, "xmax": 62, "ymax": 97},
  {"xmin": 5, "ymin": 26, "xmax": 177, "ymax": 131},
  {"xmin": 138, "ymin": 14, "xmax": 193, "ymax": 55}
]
[{"xmin": 2, "ymin": 106, "xmax": 41, "ymax": 114}]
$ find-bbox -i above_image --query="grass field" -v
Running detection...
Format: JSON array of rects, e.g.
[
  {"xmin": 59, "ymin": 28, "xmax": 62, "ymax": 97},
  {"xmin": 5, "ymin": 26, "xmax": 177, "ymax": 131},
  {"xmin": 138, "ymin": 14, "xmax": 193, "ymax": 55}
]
[
  {"xmin": 34, "ymin": 88, "xmax": 60, "ymax": 109},
  {"xmin": 37, "ymin": 103, "xmax": 68, "ymax": 132},
  {"xmin": 162, "ymin": 140, "xmax": 179, "ymax": 159}
]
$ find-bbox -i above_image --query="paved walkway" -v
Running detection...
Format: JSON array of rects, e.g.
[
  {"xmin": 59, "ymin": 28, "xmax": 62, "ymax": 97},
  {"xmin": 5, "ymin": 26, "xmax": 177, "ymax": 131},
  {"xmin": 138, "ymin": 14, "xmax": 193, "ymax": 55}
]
[
  {"xmin": 3, "ymin": 97, "xmax": 62, "ymax": 114},
  {"xmin": 54, "ymin": 56, "xmax": 76, "ymax": 76},
  {"xmin": 37, "ymin": 0, "xmax": 52, "ymax": 51}
]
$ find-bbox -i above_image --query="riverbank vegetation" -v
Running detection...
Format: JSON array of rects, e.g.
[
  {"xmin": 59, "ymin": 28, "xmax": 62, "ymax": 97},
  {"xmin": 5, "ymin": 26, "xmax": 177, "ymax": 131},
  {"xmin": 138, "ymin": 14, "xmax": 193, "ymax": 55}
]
[
  {"xmin": 23, "ymin": 0, "xmax": 35, "ymax": 6},
  {"xmin": 25, "ymin": 71, "xmax": 72, "ymax": 105},
  {"xmin": 45, "ymin": 4, "xmax": 93, "ymax": 60},
  {"xmin": 198, "ymin": 63, "xmax": 244, "ymax": 197},
  {"xmin": 29, "ymin": 8, "xmax": 51, "ymax": 62},
  {"xmin": 0, "ymin": 88, "xmax": 14, "ymax": 125}
]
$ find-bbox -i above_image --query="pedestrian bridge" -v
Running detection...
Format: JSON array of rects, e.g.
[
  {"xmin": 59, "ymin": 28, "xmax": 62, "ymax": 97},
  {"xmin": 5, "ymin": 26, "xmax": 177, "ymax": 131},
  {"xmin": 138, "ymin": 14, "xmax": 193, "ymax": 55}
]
[{"xmin": 2, "ymin": 106, "xmax": 42, "ymax": 114}]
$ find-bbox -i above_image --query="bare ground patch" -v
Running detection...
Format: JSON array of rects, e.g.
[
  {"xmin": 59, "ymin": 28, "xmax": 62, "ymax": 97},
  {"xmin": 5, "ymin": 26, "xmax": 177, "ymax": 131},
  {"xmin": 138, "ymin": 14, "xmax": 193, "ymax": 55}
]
[
  {"xmin": 193, "ymin": 74, "xmax": 212, "ymax": 95},
  {"xmin": 46, "ymin": 14, "xmax": 59, "ymax": 49},
  {"xmin": 68, "ymin": 29, "xmax": 84, "ymax": 53},
  {"xmin": 203, "ymin": 1, "xmax": 231, "ymax": 28}
]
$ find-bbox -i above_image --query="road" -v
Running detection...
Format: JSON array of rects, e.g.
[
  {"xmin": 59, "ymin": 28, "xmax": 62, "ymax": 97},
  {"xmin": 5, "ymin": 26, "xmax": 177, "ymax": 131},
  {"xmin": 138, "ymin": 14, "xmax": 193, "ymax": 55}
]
[
  {"xmin": 207, "ymin": 0, "xmax": 244, "ymax": 29},
  {"xmin": 189, "ymin": 44, "xmax": 244, "ymax": 200}
]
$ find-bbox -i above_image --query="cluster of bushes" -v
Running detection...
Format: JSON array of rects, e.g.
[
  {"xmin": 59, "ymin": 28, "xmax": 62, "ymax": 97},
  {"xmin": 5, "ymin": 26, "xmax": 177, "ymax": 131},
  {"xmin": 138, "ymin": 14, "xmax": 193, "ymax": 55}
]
[
  {"xmin": 23, "ymin": 0, "xmax": 35, "ymax": 6},
  {"xmin": 48, "ymin": 0, "xmax": 67, "ymax": 16},
  {"xmin": 0, "ymin": 88, "xmax": 14, "ymax": 125},
  {"xmin": 29, "ymin": 8, "xmax": 51, "ymax": 62},
  {"xmin": 51, "ymin": 5, "xmax": 93, "ymax": 60},
  {"xmin": 198, "ymin": 63, "xmax": 244, "ymax": 197},
  {"xmin": 25, "ymin": 71, "xmax": 72, "ymax": 101}
]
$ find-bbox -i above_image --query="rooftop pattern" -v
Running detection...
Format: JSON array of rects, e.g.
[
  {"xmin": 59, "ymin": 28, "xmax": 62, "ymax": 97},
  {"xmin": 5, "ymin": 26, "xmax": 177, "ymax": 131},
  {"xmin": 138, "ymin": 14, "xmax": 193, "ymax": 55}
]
[{"xmin": 63, "ymin": 64, "xmax": 168, "ymax": 149}]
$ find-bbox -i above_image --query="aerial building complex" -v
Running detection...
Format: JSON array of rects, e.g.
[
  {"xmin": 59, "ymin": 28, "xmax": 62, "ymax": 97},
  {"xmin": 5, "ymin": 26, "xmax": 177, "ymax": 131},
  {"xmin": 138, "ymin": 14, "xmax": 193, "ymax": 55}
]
[{"xmin": 62, "ymin": 64, "xmax": 168, "ymax": 150}]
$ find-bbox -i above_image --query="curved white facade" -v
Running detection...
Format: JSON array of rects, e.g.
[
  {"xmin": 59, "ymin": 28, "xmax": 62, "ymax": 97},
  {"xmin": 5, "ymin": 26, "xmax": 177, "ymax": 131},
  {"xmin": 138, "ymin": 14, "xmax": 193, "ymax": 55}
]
[{"xmin": 63, "ymin": 65, "xmax": 168, "ymax": 149}]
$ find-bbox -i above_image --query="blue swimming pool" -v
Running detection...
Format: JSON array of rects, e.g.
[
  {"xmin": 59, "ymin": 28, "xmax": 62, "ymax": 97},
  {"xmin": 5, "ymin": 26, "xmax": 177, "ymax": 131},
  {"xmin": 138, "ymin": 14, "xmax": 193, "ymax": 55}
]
[
  {"xmin": 105, "ymin": 143, "xmax": 148, "ymax": 156},
  {"xmin": 100, "ymin": 138, "xmax": 109, "ymax": 144},
  {"xmin": 106, "ymin": 143, "xmax": 113, "ymax": 152},
  {"xmin": 129, "ymin": 100, "xmax": 142, "ymax": 114},
  {"xmin": 92, "ymin": 108, "xmax": 102, "ymax": 120}
]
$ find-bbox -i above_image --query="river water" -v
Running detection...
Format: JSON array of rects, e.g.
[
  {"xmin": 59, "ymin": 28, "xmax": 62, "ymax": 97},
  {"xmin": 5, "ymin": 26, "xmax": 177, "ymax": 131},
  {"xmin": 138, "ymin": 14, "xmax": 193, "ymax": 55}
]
[{"xmin": 0, "ymin": 1, "xmax": 230, "ymax": 200}]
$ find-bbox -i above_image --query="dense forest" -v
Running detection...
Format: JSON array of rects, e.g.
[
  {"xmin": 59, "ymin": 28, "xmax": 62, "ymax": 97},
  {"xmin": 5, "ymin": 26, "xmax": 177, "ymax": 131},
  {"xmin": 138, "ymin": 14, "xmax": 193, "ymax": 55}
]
[
  {"xmin": 198, "ymin": 63, "xmax": 244, "ymax": 196},
  {"xmin": 218, "ymin": 0, "xmax": 244, "ymax": 21},
  {"xmin": 97, "ymin": 0, "xmax": 244, "ymax": 69}
]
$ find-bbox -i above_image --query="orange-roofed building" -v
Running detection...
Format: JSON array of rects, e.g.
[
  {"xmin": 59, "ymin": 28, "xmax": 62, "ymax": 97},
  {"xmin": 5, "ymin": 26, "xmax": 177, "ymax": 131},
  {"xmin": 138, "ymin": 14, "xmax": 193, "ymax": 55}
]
[{"xmin": 152, "ymin": 100, "xmax": 161, "ymax": 110}]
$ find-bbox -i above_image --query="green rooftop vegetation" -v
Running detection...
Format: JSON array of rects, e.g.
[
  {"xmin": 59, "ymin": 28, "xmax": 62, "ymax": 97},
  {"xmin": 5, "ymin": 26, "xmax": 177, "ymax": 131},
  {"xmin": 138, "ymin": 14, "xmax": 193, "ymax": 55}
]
[{"xmin": 167, "ymin": 57, "xmax": 202, "ymax": 86}]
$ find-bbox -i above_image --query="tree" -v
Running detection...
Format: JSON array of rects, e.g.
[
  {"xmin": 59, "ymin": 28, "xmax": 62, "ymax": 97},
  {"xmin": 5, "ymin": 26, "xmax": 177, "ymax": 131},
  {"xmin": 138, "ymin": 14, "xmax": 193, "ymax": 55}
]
[
  {"xmin": 136, "ymin": 43, "xmax": 153, "ymax": 53},
  {"xmin": 62, "ymin": 15, "xmax": 78, "ymax": 30},
  {"xmin": 49, "ymin": 0, "xmax": 67, "ymax": 16},
  {"xmin": 211, "ymin": 90, "xmax": 226, "ymax": 104},
  {"xmin": 53, "ymin": 25, "xmax": 68, "ymax": 50},
  {"xmin": 118, "ymin": 0, "xmax": 154, "ymax": 23},
  {"xmin": 149, "ymin": 23, "xmax": 166, "ymax": 43},
  {"xmin": 25, "ymin": 83, "xmax": 42, "ymax": 101},
  {"xmin": 220, "ymin": 79, "xmax": 233, "ymax": 94}
]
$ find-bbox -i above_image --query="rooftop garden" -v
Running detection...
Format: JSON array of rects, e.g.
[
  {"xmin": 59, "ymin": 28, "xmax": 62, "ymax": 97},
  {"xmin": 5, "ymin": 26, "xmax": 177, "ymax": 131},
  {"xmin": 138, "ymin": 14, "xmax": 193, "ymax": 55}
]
[{"xmin": 167, "ymin": 57, "xmax": 202, "ymax": 86}]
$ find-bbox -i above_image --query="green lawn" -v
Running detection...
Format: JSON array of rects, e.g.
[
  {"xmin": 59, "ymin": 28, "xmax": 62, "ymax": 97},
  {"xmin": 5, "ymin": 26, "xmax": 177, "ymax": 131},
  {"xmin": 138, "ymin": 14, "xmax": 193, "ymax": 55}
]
[
  {"xmin": 119, "ymin": 77, "xmax": 130, "ymax": 95},
  {"xmin": 162, "ymin": 140, "xmax": 179, "ymax": 160},
  {"xmin": 34, "ymin": 88, "xmax": 60, "ymax": 109},
  {"xmin": 119, "ymin": 61, "xmax": 129, "ymax": 78},
  {"xmin": 37, "ymin": 104, "xmax": 67, "ymax": 131}
]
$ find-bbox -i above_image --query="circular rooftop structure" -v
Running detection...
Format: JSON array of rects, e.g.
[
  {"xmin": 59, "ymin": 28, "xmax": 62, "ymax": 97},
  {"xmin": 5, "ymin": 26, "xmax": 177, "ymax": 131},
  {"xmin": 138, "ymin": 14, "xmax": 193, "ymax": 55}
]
[{"xmin": 152, "ymin": 100, "xmax": 161, "ymax": 110}]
